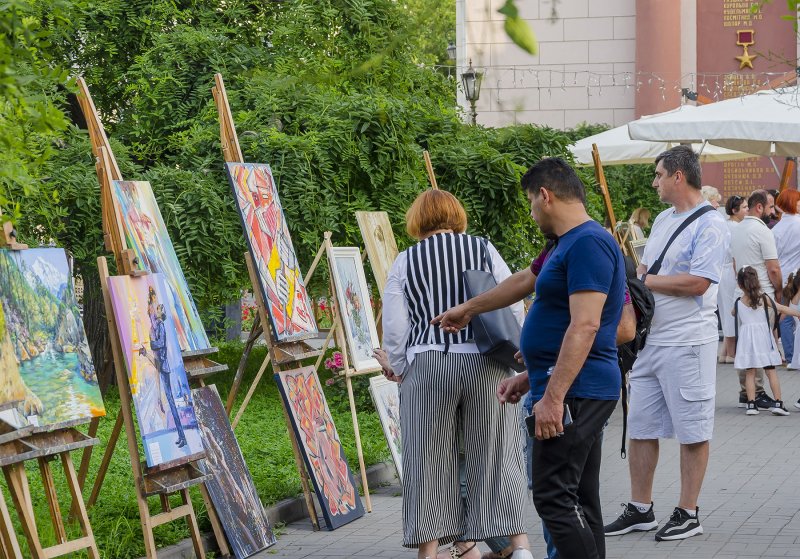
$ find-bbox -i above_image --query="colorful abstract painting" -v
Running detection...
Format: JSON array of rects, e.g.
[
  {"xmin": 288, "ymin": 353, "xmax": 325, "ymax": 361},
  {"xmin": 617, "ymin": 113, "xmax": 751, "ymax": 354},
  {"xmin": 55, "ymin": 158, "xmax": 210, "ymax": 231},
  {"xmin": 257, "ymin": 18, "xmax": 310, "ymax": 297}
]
[
  {"xmin": 225, "ymin": 163, "xmax": 317, "ymax": 342},
  {"xmin": 355, "ymin": 211, "xmax": 399, "ymax": 296},
  {"xmin": 0, "ymin": 248, "xmax": 105, "ymax": 427},
  {"xmin": 192, "ymin": 385, "xmax": 275, "ymax": 557},
  {"xmin": 329, "ymin": 247, "xmax": 380, "ymax": 372},
  {"xmin": 275, "ymin": 366, "xmax": 364, "ymax": 530},
  {"xmin": 111, "ymin": 180, "xmax": 209, "ymax": 352},
  {"xmin": 108, "ymin": 273, "xmax": 203, "ymax": 468},
  {"xmin": 368, "ymin": 375, "xmax": 402, "ymax": 481}
]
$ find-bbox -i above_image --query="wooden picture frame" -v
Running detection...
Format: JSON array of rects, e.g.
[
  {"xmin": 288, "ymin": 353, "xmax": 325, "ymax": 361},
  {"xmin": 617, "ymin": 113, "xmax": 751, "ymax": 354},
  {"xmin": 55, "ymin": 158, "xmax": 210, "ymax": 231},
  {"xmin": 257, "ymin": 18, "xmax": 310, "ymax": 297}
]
[
  {"xmin": 355, "ymin": 211, "xmax": 399, "ymax": 296},
  {"xmin": 329, "ymin": 247, "xmax": 381, "ymax": 373},
  {"xmin": 628, "ymin": 238, "xmax": 647, "ymax": 267},
  {"xmin": 368, "ymin": 375, "xmax": 402, "ymax": 481}
]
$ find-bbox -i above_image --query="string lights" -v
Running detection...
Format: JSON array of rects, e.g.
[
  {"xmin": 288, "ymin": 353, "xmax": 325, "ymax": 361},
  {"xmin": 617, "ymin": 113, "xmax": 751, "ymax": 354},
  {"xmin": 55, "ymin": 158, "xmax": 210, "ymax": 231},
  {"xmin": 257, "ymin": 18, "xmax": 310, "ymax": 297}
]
[{"xmin": 435, "ymin": 66, "xmax": 797, "ymax": 102}]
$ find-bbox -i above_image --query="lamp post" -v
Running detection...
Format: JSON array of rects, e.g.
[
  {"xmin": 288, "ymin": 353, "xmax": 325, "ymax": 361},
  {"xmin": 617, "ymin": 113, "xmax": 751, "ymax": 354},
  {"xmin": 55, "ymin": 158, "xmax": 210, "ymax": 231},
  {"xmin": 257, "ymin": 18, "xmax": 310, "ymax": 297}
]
[{"xmin": 461, "ymin": 59, "xmax": 483, "ymax": 125}]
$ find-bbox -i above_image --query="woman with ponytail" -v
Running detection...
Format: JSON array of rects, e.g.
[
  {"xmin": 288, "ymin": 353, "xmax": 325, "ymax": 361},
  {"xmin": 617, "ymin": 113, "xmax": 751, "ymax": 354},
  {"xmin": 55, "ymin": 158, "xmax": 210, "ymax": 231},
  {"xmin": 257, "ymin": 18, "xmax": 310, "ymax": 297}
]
[{"xmin": 735, "ymin": 266, "xmax": 800, "ymax": 415}]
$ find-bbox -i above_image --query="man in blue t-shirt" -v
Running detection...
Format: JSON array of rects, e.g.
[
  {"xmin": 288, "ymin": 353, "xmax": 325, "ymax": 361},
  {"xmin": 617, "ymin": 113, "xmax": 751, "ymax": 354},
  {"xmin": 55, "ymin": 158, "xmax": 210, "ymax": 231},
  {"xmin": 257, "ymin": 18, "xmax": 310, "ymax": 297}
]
[{"xmin": 435, "ymin": 158, "xmax": 626, "ymax": 559}]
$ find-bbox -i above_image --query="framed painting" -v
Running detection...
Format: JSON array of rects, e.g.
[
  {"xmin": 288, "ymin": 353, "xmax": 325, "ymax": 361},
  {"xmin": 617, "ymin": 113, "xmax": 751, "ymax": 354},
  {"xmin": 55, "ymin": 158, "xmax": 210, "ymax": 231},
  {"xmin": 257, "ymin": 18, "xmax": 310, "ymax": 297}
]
[
  {"xmin": 192, "ymin": 385, "xmax": 276, "ymax": 557},
  {"xmin": 0, "ymin": 248, "xmax": 105, "ymax": 427},
  {"xmin": 111, "ymin": 180, "xmax": 210, "ymax": 353},
  {"xmin": 368, "ymin": 375, "xmax": 402, "ymax": 481},
  {"xmin": 628, "ymin": 238, "xmax": 647, "ymax": 267},
  {"xmin": 275, "ymin": 366, "xmax": 364, "ymax": 530},
  {"xmin": 107, "ymin": 273, "xmax": 204, "ymax": 468},
  {"xmin": 355, "ymin": 211, "xmax": 399, "ymax": 296},
  {"xmin": 225, "ymin": 163, "xmax": 318, "ymax": 342},
  {"xmin": 329, "ymin": 247, "xmax": 380, "ymax": 372}
]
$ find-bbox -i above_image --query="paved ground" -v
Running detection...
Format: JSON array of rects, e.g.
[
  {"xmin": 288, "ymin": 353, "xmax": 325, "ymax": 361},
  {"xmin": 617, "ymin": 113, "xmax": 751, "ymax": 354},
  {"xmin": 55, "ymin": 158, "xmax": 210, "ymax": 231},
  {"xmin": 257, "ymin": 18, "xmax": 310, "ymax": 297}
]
[{"xmin": 265, "ymin": 362, "xmax": 800, "ymax": 558}]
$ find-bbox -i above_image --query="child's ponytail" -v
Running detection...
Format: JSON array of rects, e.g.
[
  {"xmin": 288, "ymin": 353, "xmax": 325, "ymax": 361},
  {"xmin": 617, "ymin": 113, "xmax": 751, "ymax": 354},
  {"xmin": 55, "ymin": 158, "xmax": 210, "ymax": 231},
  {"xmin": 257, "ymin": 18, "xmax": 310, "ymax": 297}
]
[
  {"xmin": 784, "ymin": 269, "xmax": 800, "ymax": 304},
  {"xmin": 737, "ymin": 266, "xmax": 763, "ymax": 309}
]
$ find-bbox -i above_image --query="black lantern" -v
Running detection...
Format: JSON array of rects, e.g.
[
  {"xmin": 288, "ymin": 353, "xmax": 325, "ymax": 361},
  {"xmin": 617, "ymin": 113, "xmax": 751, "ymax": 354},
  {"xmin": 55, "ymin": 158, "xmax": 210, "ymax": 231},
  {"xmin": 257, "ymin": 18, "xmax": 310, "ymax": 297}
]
[
  {"xmin": 447, "ymin": 41, "xmax": 457, "ymax": 61},
  {"xmin": 461, "ymin": 59, "xmax": 483, "ymax": 125}
]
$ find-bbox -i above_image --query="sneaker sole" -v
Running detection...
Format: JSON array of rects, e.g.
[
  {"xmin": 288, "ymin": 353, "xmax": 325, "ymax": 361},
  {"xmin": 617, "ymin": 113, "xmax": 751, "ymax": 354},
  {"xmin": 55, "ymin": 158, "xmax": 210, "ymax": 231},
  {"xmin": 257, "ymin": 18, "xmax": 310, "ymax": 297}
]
[
  {"xmin": 746, "ymin": 410, "xmax": 759, "ymax": 415},
  {"xmin": 771, "ymin": 408, "xmax": 790, "ymax": 416},
  {"xmin": 794, "ymin": 402, "xmax": 800, "ymax": 410},
  {"xmin": 605, "ymin": 521, "xmax": 659, "ymax": 536},
  {"xmin": 655, "ymin": 525, "xmax": 703, "ymax": 541}
]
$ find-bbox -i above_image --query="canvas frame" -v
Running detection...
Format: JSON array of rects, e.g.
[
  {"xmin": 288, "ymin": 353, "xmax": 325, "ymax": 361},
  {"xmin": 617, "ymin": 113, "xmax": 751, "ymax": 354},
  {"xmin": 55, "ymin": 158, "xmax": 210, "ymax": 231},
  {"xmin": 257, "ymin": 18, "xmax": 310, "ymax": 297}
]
[
  {"xmin": 110, "ymin": 180, "xmax": 210, "ymax": 353},
  {"xmin": 628, "ymin": 238, "xmax": 647, "ymax": 267},
  {"xmin": 225, "ymin": 162, "xmax": 318, "ymax": 343},
  {"xmin": 355, "ymin": 211, "xmax": 399, "ymax": 296},
  {"xmin": 192, "ymin": 385, "xmax": 275, "ymax": 556},
  {"xmin": 368, "ymin": 375, "xmax": 402, "ymax": 481},
  {"xmin": 328, "ymin": 247, "xmax": 381, "ymax": 373},
  {"xmin": 107, "ymin": 273, "xmax": 204, "ymax": 469},
  {"xmin": 274, "ymin": 366, "xmax": 365, "ymax": 530}
]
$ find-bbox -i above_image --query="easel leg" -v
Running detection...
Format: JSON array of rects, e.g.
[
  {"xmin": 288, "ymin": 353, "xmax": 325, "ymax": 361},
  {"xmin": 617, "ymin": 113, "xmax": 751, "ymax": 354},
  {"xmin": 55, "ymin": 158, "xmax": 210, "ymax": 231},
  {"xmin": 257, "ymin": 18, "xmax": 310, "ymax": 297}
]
[
  {"xmin": 279, "ymin": 400, "xmax": 320, "ymax": 530},
  {"xmin": 87, "ymin": 409, "xmax": 124, "ymax": 509},
  {"xmin": 231, "ymin": 353, "xmax": 271, "ymax": 429},
  {"xmin": 312, "ymin": 325, "xmax": 338, "ymax": 373},
  {"xmin": 60, "ymin": 453, "xmax": 101, "ymax": 559},
  {"xmin": 181, "ymin": 489, "xmax": 205, "ymax": 558},
  {"xmin": 37, "ymin": 457, "xmax": 67, "ymax": 544},
  {"xmin": 3, "ymin": 464, "xmax": 44, "ymax": 559},
  {"xmin": 198, "ymin": 483, "xmax": 231, "ymax": 557},
  {"xmin": 345, "ymin": 375, "xmax": 372, "ymax": 512},
  {"xmin": 70, "ymin": 416, "xmax": 101, "ymax": 520},
  {"xmin": 226, "ymin": 315, "xmax": 263, "ymax": 414},
  {"xmin": 0, "ymin": 485, "xmax": 22, "ymax": 559}
]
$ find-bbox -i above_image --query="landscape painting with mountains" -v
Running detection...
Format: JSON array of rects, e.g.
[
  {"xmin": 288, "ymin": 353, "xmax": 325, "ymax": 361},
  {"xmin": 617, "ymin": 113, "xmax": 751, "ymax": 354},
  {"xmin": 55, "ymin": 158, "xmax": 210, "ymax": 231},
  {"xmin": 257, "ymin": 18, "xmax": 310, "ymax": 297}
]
[{"xmin": 0, "ymin": 248, "xmax": 105, "ymax": 427}]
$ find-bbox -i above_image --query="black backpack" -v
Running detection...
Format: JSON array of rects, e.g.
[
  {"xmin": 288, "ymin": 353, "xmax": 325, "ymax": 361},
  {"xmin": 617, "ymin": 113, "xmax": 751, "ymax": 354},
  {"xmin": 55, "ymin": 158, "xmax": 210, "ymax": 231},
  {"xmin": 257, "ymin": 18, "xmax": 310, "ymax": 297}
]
[{"xmin": 617, "ymin": 255, "xmax": 655, "ymax": 458}]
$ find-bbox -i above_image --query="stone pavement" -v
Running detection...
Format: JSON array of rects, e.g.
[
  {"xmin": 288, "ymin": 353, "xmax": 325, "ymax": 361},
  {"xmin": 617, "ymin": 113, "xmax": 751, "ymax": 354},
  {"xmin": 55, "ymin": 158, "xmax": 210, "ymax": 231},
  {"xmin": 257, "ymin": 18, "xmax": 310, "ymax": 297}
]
[{"xmin": 265, "ymin": 363, "xmax": 800, "ymax": 558}]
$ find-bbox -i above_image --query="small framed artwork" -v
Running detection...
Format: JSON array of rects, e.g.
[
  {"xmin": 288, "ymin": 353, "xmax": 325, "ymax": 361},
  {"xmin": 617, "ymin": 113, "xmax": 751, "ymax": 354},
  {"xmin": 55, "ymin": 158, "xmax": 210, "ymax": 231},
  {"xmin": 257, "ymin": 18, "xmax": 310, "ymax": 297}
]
[
  {"xmin": 368, "ymin": 375, "xmax": 402, "ymax": 481},
  {"xmin": 329, "ymin": 247, "xmax": 381, "ymax": 373},
  {"xmin": 628, "ymin": 238, "xmax": 647, "ymax": 267},
  {"xmin": 355, "ymin": 211, "xmax": 399, "ymax": 296}
]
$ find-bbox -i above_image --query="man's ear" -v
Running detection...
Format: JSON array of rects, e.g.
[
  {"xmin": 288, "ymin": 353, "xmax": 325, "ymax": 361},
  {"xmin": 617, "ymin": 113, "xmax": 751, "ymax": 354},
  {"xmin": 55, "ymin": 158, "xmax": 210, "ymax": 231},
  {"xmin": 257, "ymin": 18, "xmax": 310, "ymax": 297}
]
[{"xmin": 539, "ymin": 187, "xmax": 551, "ymax": 204}]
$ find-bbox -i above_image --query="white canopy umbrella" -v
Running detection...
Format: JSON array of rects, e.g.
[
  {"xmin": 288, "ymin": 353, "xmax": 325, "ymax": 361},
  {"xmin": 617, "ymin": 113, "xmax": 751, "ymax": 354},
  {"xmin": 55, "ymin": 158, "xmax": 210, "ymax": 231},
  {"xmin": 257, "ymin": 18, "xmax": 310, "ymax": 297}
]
[
  {"xmin": 628, "ymin": 87, "xmax": 800, "ymax": 157},
  {"xmin": 569, "ymin": 117, "xmax": 753, "ymax": 166}
]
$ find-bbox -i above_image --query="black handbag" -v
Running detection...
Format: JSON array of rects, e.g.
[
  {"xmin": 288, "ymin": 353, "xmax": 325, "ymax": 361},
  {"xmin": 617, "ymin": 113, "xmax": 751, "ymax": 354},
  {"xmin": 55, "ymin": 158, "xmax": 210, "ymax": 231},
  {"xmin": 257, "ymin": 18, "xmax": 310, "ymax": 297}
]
[{"xmin": 462, "ymin": 241, "xmax": 525, "ymax": 372}]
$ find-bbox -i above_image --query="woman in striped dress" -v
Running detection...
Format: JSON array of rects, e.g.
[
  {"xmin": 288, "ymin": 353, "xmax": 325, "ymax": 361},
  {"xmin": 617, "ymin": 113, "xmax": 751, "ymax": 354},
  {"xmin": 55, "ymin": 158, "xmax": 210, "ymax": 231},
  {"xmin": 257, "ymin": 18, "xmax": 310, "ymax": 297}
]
[{"xmin": 383, "ymin": 189, "xmax": 533, "ymax": 559}]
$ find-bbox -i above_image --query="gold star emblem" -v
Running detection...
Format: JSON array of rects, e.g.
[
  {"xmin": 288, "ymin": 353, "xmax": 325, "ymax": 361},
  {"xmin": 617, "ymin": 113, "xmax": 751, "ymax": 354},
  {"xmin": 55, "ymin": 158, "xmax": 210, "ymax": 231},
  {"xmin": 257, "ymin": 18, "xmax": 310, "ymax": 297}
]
[{"xmin": 736, "ymin": 46, "xmax": 757, "ymax": 69}]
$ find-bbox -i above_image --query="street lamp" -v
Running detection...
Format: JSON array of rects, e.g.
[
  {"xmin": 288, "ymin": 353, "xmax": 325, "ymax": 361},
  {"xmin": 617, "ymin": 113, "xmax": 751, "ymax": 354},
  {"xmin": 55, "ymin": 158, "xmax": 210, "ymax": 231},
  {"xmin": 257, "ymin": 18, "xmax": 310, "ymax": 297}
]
[
  {"xmin": 461, "ymin": 59, "xmax": 483, "ymax": 125},
  {"xmin": 446, "ymin": 42, "xmax": 457, "ymax": 61}
]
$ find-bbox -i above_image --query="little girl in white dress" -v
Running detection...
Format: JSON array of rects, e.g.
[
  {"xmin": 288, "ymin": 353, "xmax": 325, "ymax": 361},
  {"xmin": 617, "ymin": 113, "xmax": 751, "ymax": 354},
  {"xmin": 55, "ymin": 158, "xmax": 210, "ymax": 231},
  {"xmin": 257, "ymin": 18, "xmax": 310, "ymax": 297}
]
[{"xmin": 734, "ymin": 267, "xmax": 800, "ymax": 415}]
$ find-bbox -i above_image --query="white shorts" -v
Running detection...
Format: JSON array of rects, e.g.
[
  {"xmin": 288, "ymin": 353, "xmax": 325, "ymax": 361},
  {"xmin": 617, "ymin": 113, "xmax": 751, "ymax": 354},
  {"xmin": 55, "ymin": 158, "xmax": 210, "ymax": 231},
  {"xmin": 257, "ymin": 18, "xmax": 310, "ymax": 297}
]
[{"xmin": 628, "ymin": 342, "xmax": 717, "ymax": 444}]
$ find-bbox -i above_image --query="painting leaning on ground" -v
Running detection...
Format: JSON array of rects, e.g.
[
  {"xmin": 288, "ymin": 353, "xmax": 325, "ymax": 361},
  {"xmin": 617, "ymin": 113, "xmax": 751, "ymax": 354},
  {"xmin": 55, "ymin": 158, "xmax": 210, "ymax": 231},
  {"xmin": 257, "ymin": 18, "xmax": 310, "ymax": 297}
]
[{"xmin": 0, "ymin": 248, "xmax": 105, "ymax": 427}]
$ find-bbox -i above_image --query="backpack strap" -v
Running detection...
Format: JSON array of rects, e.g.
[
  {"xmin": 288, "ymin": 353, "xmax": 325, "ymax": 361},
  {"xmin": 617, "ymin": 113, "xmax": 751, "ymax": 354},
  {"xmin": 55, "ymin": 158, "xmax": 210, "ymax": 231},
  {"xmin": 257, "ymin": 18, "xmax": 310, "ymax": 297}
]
[{"xmin": 647, "ymin": 205, "xmax": 716, "ymax": 276}]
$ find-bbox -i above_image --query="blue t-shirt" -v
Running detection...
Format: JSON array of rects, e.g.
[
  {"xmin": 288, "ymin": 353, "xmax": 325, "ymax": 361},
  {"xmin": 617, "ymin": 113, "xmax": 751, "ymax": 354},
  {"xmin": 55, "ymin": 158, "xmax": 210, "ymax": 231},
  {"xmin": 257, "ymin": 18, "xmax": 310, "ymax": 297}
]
[{"xmin": 521, "ymin": 220, "xmax": 625, "ymax": 401}]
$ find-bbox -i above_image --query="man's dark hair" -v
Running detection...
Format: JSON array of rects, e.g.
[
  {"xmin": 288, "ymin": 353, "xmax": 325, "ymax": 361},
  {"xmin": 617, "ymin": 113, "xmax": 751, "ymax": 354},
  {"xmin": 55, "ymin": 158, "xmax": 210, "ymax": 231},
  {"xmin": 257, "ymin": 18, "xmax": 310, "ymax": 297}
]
[
  {"xmin": 521, "ymin": 157, "xmax": 585, "ymax": 203},
  {"xmin": 748, "ymin": 189, "xmax": 768, "ymax": 210},
  {"xmin": 654, "ymin": 145, "xmax": 701, "ymax": 189}
]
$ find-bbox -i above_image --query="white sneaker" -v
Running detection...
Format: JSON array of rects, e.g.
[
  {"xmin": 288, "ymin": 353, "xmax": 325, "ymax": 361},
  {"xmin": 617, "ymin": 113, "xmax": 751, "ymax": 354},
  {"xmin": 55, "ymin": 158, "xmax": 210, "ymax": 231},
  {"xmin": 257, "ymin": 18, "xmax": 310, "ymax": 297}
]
[
  {"xmin": 794, "ymin": 399, "xmax": 800, "ymax": 410},
  {"xmin": 771, "ymin": 400, "xmax": 790, "ymax": 416},
  {"xmin": 510, "ymin": 550, "xmax": 534, "ymax": 559}
]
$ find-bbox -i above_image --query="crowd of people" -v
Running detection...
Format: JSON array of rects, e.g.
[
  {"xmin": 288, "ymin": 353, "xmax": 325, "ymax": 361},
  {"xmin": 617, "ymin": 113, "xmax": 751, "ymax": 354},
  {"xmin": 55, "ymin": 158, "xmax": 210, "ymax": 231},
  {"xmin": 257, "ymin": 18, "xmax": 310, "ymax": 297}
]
[{"xmin": 373, "ymin": 145, "xmax": 800, "ymax": 559}]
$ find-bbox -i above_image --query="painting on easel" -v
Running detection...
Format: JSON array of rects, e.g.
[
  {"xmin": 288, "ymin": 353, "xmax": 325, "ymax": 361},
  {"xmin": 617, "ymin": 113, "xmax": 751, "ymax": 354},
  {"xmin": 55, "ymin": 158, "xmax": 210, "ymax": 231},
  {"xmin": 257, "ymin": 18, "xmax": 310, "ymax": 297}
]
[
  {"xmin": 111, "ymin": 180, "xmax": 210, "ymax": 353},
  {"xmin": 108, "ymin": 273, "xmax": 204, "ymax": 468},
  {"xmin": 330, "ymin": 247, "xmax": 380, "ymax": 372},
  {"xmin": 225, "ymin": 163, "xmax": 317, "ymax": 342},
  {"xmin": 368, "ymin": 375, "xmax": 402, "ymax": 480},
  {"xmin": 275, "ymin": 366, "xmax": 364, "ymax": 530},
  {"xmin": 355, "ymin": 211, "xmax": 399, "ymax": 295},
  {"xmin": 0, "ymin": 248, "xmax": 105, "ymax": 427},
  {"xmin": 192, "ymin": 385, "xmax": 276, "ymax": 556}
]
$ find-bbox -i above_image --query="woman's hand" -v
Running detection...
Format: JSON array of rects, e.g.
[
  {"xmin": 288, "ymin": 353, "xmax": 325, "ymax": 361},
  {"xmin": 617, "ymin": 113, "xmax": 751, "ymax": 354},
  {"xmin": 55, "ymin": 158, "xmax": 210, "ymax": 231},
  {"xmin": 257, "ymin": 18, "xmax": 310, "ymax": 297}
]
[{"xmin": 374, "ymin": 348, "xmax": 402, "ymax": 383}]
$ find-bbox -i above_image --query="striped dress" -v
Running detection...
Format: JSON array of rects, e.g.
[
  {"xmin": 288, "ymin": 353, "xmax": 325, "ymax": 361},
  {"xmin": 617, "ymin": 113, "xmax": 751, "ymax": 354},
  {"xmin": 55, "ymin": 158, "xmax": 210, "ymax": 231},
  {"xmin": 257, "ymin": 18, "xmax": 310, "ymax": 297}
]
[{"xmin": 383, "ymin": 232, "xmax": 529, "ymax": 548}]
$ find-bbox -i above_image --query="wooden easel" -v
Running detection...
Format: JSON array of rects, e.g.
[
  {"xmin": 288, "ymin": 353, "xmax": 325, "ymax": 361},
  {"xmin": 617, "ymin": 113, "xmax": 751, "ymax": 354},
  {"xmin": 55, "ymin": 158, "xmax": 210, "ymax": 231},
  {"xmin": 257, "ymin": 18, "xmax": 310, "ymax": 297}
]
[
  {"xmin": 74, "ymin": 77, "xmax": 231, "ymax": 557},
  {"xmin": 423, "ymin": 150, "xmax": 439, "ymax": 189},
  {"xmin": 98, "ymin": 256, "xmax": 215, "ymax": 558},
  {"xmin": 212, "ymin": 73, "xmax": 333, "ymax": 528},
  {"xmin": 591, "ymin": 143, "xmax": 629, "ymax": 253},
  {"xmin": 0, "ymin": 220, "xmax": 100, "ymax": 559}
]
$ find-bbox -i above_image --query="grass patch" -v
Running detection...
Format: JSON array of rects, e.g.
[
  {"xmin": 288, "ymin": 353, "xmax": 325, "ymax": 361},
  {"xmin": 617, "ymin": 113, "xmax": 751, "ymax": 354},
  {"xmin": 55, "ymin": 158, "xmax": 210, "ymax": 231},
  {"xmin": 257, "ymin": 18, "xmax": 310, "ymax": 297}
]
[{"xmin": 0, "ymin": 340, "xmax": 390, "ymax": 558}]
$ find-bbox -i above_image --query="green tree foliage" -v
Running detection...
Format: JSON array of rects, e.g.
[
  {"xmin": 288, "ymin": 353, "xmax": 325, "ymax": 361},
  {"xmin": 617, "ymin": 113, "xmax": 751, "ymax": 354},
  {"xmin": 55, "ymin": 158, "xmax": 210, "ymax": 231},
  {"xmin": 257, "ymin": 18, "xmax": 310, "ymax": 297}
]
[{"xmin": 4, "ymin": 0, "xmax": 660, "ymax": 323}]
